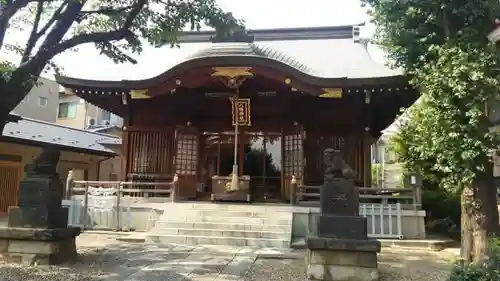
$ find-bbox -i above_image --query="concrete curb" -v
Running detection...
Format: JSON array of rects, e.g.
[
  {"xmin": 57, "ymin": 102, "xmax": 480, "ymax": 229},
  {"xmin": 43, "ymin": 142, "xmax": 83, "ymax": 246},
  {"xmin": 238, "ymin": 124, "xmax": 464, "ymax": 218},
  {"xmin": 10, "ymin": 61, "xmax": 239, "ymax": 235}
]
[{"xmin": 291, "ymin": 237, "xmax": 458, "ymax": 251}]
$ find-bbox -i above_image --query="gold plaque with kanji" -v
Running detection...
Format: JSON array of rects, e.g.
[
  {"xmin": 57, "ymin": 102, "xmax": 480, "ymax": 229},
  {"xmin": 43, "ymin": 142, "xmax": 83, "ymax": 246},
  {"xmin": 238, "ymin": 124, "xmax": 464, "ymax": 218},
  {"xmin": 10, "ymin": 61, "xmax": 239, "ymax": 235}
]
[{"xmin": 230, "ymin": 98, "xmax": 251, "ymax": 126}]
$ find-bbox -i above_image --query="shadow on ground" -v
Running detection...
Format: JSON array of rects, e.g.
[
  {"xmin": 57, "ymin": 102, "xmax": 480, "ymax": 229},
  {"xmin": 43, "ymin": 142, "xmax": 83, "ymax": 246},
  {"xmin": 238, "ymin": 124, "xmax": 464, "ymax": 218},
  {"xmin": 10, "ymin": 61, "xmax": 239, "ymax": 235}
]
[{"xmin": 0, "ymin": 238, "xmax": 453, "ymax": 281}]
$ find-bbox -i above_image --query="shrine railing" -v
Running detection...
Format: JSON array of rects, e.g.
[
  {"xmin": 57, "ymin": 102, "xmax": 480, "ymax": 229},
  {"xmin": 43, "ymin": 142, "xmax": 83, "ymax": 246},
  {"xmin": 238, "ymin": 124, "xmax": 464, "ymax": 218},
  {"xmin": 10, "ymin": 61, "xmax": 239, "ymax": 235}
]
[
  {"xmin": 63, "ymin": 176, "xmax": 180, "ymax": 231},
  {"xmin": 289, "ymin": 176, "xmax": 422, "ymax": 209}
]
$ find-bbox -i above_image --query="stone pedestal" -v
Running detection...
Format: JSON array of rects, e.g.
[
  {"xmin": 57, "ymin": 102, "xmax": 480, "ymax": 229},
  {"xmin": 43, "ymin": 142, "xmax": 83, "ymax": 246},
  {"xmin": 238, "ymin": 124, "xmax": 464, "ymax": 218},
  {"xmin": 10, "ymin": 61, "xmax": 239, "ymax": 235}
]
[
  {"xmin": 0, "ymin": 148, "xmax": 81, "ymax": 265},
  {"xmin": 306, "ymin": 236, "xmax": 380, "ymax": 281},
  {"xmin": 306, "ymin": 148, "xmax": 381, "ymax": 281},
  {"xmin": 0, "ymin": 227, "xmax": 81, "ymax": 265}
]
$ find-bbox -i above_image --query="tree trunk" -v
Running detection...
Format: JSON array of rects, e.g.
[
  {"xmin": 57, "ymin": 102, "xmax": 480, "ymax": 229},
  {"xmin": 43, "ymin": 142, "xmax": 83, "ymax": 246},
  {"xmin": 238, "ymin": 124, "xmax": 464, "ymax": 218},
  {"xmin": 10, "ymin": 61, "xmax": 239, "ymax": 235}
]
[
  {"xmin": 461, "ymin": 161, "xmax": 500, "ymax": 264},
  {"xmin": 0, "ymin": 108, "xmax": 12, "ymax": 134}
]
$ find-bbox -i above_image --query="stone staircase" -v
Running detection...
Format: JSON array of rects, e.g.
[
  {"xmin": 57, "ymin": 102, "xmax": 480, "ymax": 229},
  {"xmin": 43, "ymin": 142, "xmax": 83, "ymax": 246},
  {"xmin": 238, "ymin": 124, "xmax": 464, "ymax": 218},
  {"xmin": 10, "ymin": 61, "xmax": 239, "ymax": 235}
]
[{"xmin": 146, "ymin": 203, "xmax": 293, "ymax": 248}]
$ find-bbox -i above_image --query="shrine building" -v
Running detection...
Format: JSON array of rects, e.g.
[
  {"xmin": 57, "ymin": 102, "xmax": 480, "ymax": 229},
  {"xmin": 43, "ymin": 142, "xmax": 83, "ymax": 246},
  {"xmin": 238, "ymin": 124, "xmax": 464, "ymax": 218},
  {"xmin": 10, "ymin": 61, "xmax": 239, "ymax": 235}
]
[{"xmin": 56, "ymin": 24, "xmax": 418, "ymax": 203}]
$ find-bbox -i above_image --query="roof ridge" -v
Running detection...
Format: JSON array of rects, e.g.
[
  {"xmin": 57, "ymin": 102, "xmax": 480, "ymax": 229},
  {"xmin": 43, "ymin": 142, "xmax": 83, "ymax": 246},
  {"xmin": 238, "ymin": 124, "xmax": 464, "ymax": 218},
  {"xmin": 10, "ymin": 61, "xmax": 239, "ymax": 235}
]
[{"xmin": 174, "ymin": 24, "xmax": 361, "ymax": 44}]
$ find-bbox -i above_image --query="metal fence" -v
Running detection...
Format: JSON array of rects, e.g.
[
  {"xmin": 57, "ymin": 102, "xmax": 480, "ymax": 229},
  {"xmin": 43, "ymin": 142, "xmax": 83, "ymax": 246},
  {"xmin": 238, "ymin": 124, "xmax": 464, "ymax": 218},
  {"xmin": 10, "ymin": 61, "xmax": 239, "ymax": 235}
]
[
  {"xmin": 63, "ymin": 179, "xmax": 176, "ymax": 231},
  {"xmin": 308, "ymin": 203, "xmax": 404, "ymax": 239}
]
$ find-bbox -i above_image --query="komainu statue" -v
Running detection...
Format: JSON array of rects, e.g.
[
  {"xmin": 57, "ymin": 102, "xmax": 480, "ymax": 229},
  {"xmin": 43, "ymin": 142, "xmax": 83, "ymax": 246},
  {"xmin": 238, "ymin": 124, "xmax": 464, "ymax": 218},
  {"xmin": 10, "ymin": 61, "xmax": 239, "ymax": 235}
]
[{"xmin": 323, "ymin": 148, "xmax": 356, "ymax": 182}]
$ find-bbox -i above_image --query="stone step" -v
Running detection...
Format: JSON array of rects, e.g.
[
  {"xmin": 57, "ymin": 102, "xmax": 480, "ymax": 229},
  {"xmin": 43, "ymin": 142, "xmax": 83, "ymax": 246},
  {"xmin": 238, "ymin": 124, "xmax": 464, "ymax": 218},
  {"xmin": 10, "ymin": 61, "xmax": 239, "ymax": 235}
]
[
  {"xmin": 301, "ymin": 185, "xmax": 320, "ymax": 190},
  {"xmin": 154, "ymin": 221, "xmax": 292, "ymax": 232},
  {"xmin": 163, "ymin": 203, "xmax": 294, "ymax": 213},
  {"xmin": 160, "ymin": 215, "xmax": 292, "ymax": 225},
  {"xmin": 153, "ymin": 227, "xmax": 291, "ymax": 240},
  {"xmin": 161, "ymin": 209, "xmax": 293, "ymax": 219},
  {"xmin": 147, "ymin": 234, "xmax": 290, "ymax": 248}
]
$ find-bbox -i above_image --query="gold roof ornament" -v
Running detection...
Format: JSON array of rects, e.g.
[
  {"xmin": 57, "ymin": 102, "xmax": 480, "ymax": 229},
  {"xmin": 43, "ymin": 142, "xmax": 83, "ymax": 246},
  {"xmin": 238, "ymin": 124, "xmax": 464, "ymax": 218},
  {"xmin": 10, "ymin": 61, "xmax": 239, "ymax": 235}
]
[
  {"xmin": 211, "ymin": 67, "xmax": 254, "ymax": 79},
  {"xmin": 212, "ymin": 67, "xmax": 254, "ymax": 89},
  {"xmin": 129, "ymin": 89, "xmax": 150, "ymax": 99},
  {"xmin": 319, "ymin": 88, "xmax": 343, "ymax": 98}
]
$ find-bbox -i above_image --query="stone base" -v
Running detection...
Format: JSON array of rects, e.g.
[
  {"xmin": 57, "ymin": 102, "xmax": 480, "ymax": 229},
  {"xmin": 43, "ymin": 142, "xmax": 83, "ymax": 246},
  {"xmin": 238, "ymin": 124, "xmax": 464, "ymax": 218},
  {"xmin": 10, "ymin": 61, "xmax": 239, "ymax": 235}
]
[
  {"xmin": 8, "ymin": 206, "xmax": 69, "ymax": 229},
  {"xmin": 306, "ymin": 236, "xmax": 381, "ymax": 281},
  {"xmin": 317, "ymin": 215, "xmax": 367, "ymax": 240},
  {"xmin": 0, "ymin": 226, "xmax": 81, "ymax": 265},
  {"xmin": 307, "ymin": 264, "xmax": 379, "ymax": 281}
]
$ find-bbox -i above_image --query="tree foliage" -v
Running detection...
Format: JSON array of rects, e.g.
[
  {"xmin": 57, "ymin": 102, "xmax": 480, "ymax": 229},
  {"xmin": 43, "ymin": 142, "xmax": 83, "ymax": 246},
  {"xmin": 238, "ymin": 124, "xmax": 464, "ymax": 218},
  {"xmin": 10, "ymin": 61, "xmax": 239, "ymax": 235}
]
[
  {"xmin": 0, "ymin": 0, "xmax": 241, "ymax": 120},
  {"xmin": 363, "ymin": 0, "xmax": 500, "ymax": 191},
  {"xmin": 364, "ymin": 0, "xmax": 500, "ymax": 263}
]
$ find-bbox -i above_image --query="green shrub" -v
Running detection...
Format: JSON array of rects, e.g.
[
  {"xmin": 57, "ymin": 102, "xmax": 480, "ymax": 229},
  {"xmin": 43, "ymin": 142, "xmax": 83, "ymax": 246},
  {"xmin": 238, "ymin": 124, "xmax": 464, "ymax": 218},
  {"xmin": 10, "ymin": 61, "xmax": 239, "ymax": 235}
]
[
  {"xmin": 422, "ymin": 188, "xmax": 461, "ymax": 237},
  {"xmin": 447, "ymin": 238, "xmax": 500, "ymax": 281}
]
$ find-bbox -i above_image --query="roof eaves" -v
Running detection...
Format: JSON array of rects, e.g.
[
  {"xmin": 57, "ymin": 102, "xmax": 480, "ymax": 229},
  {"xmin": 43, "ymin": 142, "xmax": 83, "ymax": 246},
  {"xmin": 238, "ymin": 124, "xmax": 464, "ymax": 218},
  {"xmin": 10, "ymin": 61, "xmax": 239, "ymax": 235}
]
[{"xmin": 0, "ymin": 136, "xmax": 117, "ymax": 157}]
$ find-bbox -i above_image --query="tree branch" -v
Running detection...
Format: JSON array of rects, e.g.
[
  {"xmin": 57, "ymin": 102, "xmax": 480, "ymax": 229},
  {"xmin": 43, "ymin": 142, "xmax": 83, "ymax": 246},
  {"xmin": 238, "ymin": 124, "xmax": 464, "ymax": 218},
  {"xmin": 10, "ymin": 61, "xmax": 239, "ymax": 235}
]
[
  {"xmin": 36, "ymin": 0, "xmax": 146, "ymax": 58},
  {"xmin": 51, "ymin": 29, "xmax": 134, "ymax": 55},
  {"xmin": 0, "ymin": 0, "xmax": 31, "ymax": 50},
  {"xmin": 14, "ymin": 0, "xmax": 84, "ymax": 81},
  {"xmin": 35, "ymin": 0, "xmax": 68, "ymax": 40},
  {"xmin": 123, "ymin": 0, "xmax": 147, "ymax": 29},
  {"xmin": 21, "ymin": 0, "xmax": 45, "ymax": 62},
  {"xmin": 80, "ymin": 5, "xmax": 134, "ymax": 16}
]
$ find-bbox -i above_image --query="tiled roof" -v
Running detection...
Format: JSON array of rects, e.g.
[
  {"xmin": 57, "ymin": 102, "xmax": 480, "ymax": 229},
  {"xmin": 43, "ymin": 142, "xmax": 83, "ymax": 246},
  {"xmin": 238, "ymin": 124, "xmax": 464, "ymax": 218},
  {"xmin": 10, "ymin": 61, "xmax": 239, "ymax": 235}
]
[
  {"xmin": 2, "ymin": 115, "xmax": 120, "ymax": 156},
  {"xmin": 183, "ymin": 39, "xmax": 398, "ymax": 79},
  {"xmin": 56, "ymin": 25, "xmax": 402, "ymax": 89}
]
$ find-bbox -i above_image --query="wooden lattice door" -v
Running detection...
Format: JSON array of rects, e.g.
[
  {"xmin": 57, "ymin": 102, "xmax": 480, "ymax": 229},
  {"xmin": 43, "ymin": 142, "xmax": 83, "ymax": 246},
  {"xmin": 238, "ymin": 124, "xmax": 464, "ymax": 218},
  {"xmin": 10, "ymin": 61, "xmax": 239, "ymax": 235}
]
[
  {"xmin": 0, "ymin": 161, "xmax": 21, "ymax": 214},
  {"xmin": 282, "ymin": 128, "xmax": 304, "ymax": 201},
  {"xmin": 175, "ymin": 131, "xmax": 199, "ymax": 199}
]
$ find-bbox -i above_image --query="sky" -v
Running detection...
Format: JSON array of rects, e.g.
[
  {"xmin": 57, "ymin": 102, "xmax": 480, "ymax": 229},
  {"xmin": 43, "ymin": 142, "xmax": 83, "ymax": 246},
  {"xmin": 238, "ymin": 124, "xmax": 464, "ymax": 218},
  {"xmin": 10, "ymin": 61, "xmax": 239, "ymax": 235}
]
[{"xmin": 1, "ymin": 0, "xmax": 386, "ymax": 81}]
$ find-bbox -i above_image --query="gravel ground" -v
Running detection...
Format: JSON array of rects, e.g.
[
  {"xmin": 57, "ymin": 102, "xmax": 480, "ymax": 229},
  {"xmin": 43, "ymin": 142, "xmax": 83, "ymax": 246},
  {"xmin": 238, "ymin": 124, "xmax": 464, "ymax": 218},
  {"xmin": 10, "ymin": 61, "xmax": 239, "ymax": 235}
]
[{"xmin": 0, "ymin": 233, "xmax": 453, "ymax": 281}]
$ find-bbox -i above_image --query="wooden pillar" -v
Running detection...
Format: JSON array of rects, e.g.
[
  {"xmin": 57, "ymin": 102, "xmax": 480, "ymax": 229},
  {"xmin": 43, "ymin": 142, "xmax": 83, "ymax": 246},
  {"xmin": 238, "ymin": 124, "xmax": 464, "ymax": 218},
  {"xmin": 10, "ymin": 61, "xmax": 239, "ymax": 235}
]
[
  {"xmin": 280, "ymin": 128, "xmax": 285, "ymax": 201},
  {"xmin": 262, "ymin": 135, "xmax": 267, "ymax": 187},
  {"xmin": 238, "ymin": 132, "xmax": 244, "ymax": 176},
  {"xmin": 363, "ymin": 133, "xmax": 372, "ymax": 187},
  {"xmin": 216, "ymin": 136, "xmax": 221, "ymax": 175},
  {"xmin": 121, "ymin": 117, "xmax": 131, "ymax": 182}
]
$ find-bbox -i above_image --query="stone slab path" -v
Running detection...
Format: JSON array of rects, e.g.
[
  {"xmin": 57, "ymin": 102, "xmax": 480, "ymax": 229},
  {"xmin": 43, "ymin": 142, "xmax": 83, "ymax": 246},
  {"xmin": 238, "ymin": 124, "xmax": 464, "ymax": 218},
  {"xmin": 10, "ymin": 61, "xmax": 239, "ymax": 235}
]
[{"xmin": 0, "ymin": 233, "xmax": 453, "ymax": 281}]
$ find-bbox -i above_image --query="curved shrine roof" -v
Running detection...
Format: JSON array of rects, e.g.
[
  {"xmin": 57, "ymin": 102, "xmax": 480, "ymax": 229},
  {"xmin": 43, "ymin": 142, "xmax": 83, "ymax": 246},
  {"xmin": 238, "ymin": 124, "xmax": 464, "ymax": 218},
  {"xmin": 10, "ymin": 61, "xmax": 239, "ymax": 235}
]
[{"xmin": 56, "ymin": 25, "xmax": 403, "ymax": 90}]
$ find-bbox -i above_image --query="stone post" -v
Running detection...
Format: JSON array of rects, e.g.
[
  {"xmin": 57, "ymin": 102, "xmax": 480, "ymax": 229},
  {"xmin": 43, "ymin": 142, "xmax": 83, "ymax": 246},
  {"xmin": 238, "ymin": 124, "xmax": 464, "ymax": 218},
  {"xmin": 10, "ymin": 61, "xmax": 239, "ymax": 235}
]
[
  {"xmin": 64, "ymin": 170, "xmax": 74, "ymax": 200},
  {"xmin": 290, "ymin": 175, "xmax": 298, "ymax": 205},
  {"xmin": 306, "ymin": 148, "xmax": 381, "ymax": 281},
  {"xmin": 0, "ymin": 147, "xmax": 81, "ymax": 265},
  {"xmin": 171, "ymin": 174, "xmax": 179, "ymax": 203}
]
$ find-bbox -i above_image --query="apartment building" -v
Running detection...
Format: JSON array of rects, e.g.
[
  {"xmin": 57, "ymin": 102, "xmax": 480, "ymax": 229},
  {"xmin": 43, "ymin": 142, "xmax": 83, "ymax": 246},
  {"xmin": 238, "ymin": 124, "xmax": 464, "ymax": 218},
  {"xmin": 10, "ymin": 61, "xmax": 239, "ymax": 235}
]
[
  {"xmin": 11, "ymin": 77, "xmax": 59, "ymax": 122},
  {"xmin": 10, "ymin": 77, "xmax": 123, "ymax": 130},
  {"xmin": 56, "ymin": 89, "xmax": 122, "ymax": 130}
]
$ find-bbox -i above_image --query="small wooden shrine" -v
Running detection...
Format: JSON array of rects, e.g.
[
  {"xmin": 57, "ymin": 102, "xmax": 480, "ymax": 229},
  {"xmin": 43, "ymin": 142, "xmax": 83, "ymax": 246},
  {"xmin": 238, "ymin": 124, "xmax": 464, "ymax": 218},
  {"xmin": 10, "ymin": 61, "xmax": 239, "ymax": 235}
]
[{"xmin": 56, "ymin": 24, "xmax": 418, "ymax": 203}]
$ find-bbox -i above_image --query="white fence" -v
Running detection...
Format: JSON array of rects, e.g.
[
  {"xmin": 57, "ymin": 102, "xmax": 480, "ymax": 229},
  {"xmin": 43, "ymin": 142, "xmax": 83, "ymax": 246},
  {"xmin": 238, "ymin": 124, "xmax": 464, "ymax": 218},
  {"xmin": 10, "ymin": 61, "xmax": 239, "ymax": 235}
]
[
  {"xmin": 64, "ymin": 179, "xmax": 175, "ymax": 230},
  {"xmin": 309, "ymin": 203, "xmax": 404, "ymax": 239},
  {"xmin": 361, "ymin": 203, "xmax": 403, "ymax": 239},
  {"xmin": 62, "ymin": 185, "xmax": 133, "ymax": 230}
]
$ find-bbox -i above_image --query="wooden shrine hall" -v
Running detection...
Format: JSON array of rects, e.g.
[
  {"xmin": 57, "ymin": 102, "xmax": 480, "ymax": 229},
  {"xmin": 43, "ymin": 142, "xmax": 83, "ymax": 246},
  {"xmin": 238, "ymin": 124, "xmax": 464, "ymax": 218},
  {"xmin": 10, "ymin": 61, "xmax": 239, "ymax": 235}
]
[{"xmin": 56, "ymin": 24, "xmax": 418, "ymax": 203}]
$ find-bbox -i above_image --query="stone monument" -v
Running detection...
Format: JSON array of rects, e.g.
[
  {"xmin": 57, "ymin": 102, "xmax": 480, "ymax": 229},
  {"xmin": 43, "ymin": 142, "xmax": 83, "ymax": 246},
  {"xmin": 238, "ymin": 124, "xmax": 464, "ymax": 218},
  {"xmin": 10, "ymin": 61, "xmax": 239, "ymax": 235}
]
[
  {"xmin": 306, "ymin": 148, "xmax": 381, "ymax": 281},
  {"xmin": 0, "ymin": 147, "xmax": 81, "ymax": 265}
]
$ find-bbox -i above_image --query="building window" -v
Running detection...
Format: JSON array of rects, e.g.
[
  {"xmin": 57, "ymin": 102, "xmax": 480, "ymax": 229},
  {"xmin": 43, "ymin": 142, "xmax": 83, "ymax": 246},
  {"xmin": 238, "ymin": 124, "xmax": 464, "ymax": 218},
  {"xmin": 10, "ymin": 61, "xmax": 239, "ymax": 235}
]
[
  {"xmin": 22, "ymin": 95, "xmax": 30, "ymax": 103},
  {"xmin": 38, "ymin": 97, "xmax": 48, "ymax": 107},
  {"xmin": 58, "ymin": 102, "xmax": 77, "ymax": 119}
]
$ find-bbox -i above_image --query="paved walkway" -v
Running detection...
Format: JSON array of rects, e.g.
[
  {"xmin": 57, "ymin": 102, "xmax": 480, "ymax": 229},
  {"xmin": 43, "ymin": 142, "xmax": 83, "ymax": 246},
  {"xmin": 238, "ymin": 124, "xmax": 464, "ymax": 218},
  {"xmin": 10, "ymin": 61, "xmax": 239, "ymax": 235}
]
[{"xmin": 0, "ymin": 233, "xmax": 453, "ymax": 281}]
